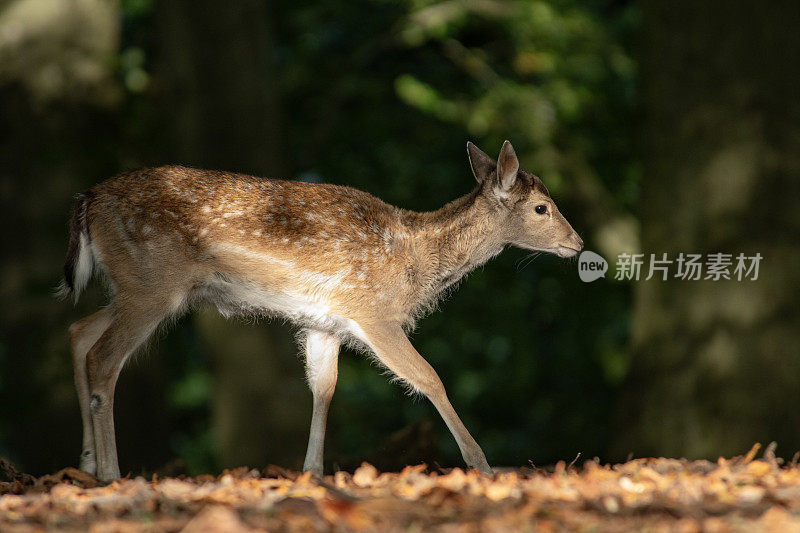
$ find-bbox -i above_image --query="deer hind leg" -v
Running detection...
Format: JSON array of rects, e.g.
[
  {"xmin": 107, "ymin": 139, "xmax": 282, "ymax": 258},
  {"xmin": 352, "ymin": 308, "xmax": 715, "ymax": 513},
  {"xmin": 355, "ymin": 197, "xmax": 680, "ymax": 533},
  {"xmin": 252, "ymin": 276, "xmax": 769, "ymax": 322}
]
[
  {"xmin": 358, "ymin": 321, "xmax": 492, "ymax": 474},
  {"xmin": 302, "ymin": 329, "xmax": 340, "ymax": 476},
  {"xmin": 69, "ymin": 308, "xmax": 115, "ymax": 475},
  {"xmin": 85, "ymin": 297, "xmax": 181, "ymax": 481}
]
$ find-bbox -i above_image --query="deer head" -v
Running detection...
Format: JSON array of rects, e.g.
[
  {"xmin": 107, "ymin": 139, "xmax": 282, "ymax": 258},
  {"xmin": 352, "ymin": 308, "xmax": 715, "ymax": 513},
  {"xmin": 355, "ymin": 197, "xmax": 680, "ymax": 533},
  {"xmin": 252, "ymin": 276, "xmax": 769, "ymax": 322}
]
[{"xmin": 467, "ymin": 140, "xmax": 583, "ymax": 258}]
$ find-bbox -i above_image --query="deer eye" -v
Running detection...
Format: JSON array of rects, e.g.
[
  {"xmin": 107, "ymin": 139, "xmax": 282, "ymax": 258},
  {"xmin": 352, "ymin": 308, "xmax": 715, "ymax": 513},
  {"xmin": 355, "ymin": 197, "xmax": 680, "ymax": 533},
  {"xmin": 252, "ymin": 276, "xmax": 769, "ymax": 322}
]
[{"xmin": 535, "ymin": 204, "xmax": 547, "ymax": 215}]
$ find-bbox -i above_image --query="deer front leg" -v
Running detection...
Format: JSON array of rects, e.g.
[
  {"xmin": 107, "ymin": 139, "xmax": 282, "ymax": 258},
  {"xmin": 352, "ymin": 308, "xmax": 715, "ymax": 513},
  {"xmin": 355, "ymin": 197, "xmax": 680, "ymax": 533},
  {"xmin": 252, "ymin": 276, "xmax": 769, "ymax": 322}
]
[
  {"xmin": 357, "ymin": 321, "xmax": 492, "ymax": 474},
  {"xmin": 302, "ymin": 329, "xmax": 340, "ymax": 476}
]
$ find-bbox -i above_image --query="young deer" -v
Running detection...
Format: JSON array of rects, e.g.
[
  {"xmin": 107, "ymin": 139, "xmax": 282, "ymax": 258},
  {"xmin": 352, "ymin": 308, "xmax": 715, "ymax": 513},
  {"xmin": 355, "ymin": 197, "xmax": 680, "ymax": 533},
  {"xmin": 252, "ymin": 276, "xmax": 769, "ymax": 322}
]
[{"xmin": 61, "ymin": 141, "xmax": 582, "ymax": 481}]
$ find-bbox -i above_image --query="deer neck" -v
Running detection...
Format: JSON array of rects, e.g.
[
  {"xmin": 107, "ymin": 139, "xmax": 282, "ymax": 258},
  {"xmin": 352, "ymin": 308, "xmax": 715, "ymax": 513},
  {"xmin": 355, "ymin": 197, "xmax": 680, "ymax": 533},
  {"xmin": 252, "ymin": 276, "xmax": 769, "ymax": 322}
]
[{"xmin": 412, "ymin": 190, "xmax": 505, "ymax": 291}]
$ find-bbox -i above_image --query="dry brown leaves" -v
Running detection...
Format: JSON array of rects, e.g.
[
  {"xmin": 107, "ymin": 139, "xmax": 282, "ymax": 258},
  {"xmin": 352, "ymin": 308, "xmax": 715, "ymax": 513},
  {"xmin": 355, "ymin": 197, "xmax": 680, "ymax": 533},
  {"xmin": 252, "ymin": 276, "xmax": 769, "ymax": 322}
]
[{"xmin": 3, "ymin": 445, "xmax": 800, "ymax": 532}]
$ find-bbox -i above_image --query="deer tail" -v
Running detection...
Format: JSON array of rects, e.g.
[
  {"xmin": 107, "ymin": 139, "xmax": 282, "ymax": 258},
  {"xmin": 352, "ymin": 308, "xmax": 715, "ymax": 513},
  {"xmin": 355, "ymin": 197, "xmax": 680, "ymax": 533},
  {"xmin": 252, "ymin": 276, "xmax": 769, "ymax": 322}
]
[{"xmin": 56, "ymin": 193, "xmax": 93, "ymax": 303}]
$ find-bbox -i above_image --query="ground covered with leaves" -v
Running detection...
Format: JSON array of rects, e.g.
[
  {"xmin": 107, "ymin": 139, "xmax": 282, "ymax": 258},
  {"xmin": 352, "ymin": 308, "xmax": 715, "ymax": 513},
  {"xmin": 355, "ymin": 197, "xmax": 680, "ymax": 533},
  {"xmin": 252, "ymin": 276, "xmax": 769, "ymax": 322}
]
[{"xmin": 3, "ymin": 445, "xmax": 800, "ymax": 531}]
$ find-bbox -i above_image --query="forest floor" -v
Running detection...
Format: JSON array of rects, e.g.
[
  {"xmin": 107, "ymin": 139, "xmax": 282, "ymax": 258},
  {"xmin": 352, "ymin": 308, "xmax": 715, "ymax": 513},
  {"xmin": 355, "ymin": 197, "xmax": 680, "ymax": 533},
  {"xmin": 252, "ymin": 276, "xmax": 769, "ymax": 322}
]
[{"xmin": 3, "ymin": 444, "xmax": 800, "ymax": 532}]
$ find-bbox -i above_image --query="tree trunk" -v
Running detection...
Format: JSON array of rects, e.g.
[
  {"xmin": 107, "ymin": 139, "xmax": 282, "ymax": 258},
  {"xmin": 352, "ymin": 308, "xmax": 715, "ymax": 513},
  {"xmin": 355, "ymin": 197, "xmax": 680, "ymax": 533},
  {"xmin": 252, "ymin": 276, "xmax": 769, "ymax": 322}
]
[
  {"xmin": 151, "ymin": 0, "xmax": 308, "ymax": 469},
  {"xmin": 615, "ymin": 1, "xmax": 800, "ymax": 459}
]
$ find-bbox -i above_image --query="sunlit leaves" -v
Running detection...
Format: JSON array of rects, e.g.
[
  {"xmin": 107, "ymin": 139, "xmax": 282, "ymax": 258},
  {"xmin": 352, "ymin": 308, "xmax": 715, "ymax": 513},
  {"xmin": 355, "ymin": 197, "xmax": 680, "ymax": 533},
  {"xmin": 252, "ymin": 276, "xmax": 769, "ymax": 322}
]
[
  {"xmin": 394, "ymin": 74, "xmax": 461, "ymax": 121},
  {"xmin": 4, "ymin": 449, "xmax": 800, "ymax": 531}
]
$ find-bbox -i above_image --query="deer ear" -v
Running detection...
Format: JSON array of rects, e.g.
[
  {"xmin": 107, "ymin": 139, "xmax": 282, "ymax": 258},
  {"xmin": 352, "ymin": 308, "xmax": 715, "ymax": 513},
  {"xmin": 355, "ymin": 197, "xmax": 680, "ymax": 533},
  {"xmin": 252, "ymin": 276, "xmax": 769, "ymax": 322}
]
[
  {"xmin": 467, "ymin": 142, "xmax": 496, "ymax": 183},
  {"xmin": 496, "ymin": 140, "xmax": 519, "ymax": 192}
]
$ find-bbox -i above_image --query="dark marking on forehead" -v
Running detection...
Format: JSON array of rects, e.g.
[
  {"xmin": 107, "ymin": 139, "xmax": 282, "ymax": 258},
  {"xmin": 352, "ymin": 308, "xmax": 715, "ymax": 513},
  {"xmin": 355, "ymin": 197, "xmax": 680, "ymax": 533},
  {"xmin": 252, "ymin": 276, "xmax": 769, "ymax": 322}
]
[
  {"xmin": 532, "ymin": 175, "xmax": 550, "ymax": 197},
  {"xmin": 517, "ymin": 170, "xmax": 550, "ymax": 197}
]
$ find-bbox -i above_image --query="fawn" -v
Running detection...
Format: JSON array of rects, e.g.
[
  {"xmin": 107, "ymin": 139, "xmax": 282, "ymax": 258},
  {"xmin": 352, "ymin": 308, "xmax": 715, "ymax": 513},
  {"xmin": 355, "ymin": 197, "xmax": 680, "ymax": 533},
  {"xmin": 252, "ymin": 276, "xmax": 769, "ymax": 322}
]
[{"xmin": 61, "ymin": 141, "xmax": 583, "ymax": 481}]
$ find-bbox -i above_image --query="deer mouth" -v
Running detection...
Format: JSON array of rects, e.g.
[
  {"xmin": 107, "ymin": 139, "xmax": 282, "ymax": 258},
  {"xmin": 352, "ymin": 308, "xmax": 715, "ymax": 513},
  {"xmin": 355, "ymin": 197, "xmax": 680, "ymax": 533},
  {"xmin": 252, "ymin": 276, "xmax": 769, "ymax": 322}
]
[
  {"xmin": 520, "ymin": 244, "xmax": 581, "ymax": 258},
  {"xmin": 555, "ymin": 245, "xmax": 581, "ymax": 258}
]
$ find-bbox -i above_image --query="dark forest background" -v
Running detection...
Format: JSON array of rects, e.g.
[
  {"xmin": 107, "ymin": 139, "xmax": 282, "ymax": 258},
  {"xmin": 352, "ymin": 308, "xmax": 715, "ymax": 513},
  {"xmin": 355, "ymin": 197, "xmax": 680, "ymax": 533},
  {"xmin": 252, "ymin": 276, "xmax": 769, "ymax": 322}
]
[{"xmin": 0, "ymin": 0, "xmax": 797, "ymax": 476}]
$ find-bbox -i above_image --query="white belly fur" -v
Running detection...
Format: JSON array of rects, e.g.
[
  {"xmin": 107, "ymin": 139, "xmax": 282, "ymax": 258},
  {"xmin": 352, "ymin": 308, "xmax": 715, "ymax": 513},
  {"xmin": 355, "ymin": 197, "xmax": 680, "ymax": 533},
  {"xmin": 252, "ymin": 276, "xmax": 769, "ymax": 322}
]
[{"xmin": 196, "ymin": 274, "xmax": 365, "ymax": 343}]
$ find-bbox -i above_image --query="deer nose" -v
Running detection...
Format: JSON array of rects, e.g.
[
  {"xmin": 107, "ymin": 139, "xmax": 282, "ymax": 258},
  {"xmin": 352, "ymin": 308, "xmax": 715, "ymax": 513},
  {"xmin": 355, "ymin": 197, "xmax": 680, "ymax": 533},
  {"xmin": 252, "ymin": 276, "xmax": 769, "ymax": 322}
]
[{"xmin": 573, "ymin": 233, "xmax": 584, "ymax": 250}]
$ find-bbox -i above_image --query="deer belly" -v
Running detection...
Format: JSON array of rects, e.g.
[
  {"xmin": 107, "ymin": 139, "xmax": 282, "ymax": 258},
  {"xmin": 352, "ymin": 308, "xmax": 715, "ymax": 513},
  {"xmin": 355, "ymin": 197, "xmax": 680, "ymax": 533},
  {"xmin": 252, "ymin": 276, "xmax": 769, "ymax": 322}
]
[{"xmin": 198, "ymin": 273, "xmax": 349, "ymax": 332}]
